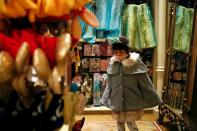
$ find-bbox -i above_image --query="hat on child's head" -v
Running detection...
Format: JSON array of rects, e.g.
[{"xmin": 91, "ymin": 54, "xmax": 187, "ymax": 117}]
[{"xmin": 107, "ymin": 36, "xmax": 130, "ymax": 52}]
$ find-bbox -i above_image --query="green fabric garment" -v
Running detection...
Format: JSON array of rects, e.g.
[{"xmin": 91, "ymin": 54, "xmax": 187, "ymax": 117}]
[
  {"xmin": 122, "ymin": 3, "xmax": 157, "ymax": 50},
  {"xmin": 173, "ymin": 5, "xmax": 194, "ymax": 53}
]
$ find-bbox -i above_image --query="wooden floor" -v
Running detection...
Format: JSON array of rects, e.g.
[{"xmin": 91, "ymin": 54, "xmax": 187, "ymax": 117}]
[{"xmin": 75, "ymin": 106, "xmax": 169, "ymax": 131}]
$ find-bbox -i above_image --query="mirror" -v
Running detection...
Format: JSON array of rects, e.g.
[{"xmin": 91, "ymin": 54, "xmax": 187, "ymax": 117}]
[
  {"xmin": 167, "ymin": 0, "xmax": 195, "ymax": 115},
  {"xmin": 159, "ymin": 0, "xmax": 196, "ymax": 130}
]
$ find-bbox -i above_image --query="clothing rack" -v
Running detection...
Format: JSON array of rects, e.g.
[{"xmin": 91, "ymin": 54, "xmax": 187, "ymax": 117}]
[
  {"xmin": 169, "ymin": 0, "xmax": 180, "ymax": 3},
  {"xmin": 169, "ymin": 0, "xmax": 195, "ymax": 8},
  {"xmin": 124, "ymin": 0, "xmax": 149, "ymax": 5},
  {"xmin": 178, "ymin": 0, "xmax": 195, "ymax": 8}
]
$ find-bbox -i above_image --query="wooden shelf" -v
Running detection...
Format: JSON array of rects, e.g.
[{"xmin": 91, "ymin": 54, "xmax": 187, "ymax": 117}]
[{"xmin": 79, "ymin": 38, "xmax": 106, "ymax": 43}]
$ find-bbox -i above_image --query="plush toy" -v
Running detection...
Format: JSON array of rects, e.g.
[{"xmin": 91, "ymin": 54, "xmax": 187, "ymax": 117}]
[
  {"xmin": 0, "ymin": 1, "xmax": 100, "ymax": 130},
  {"xmin": 71, "ymin": 83, "xmax": 79, "ymax": 92},
  {"xmin": 0, "ymin": 29, "xmax": 71, "ymax": 130}
]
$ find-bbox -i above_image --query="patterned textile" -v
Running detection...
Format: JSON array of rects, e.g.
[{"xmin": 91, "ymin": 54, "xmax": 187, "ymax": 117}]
[
  {"xmin": 122, "ymin": 3, "xmax": 157, "ymax": 50},
  {"xmin": 80, "ymin": 3, "xmax": 96, "ymax": 43},
  {"xmin": 95, "ymin": 0, "xmax": 109, "ymax": 30},
  {"xmin": 95, "ymin": 0, "xmax": 124, "ymax": 38},
  {"xmin": 173, "ymin": 5, "xmax": 194, "ymax": 53}
]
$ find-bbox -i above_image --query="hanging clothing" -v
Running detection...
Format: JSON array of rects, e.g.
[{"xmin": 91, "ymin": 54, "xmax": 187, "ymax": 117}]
[
  {"xmin": 80, "ymin": 3, "xmax": 96, "ymax": 43},
  {"xmin": 122, "ymin": 3, "xmax": 157, "ymax": 50},
  {"xmin": 95, "ymin": 0, "xmax": 124, "ymax": 38},
  {"xmin": 122, "ymin": 4, "xmax": 139, "ymax": 49},
  {"xmin": 95, "ymin": 0, "xmax": 109, "ymax": 30},
  {"xmin": 108, "ymin": 0, "xmax": 124, "ymax": 30},
  {"xmin": 173, "ymin": 5, "xmax": 194, "ymax": 53}
]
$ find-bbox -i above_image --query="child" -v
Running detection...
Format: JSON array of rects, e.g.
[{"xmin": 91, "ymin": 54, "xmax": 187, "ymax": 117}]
[{"xmin": 100, "ymin": 36, "xmax": 162, "ymax": 131}]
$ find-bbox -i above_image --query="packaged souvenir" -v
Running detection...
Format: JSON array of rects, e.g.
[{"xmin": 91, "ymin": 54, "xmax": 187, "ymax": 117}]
[
  {"xmin": 99, "ymin": 43, "xmax": 108, "ymax": 56},
  {"xmin": 89, "ymin": 58, "xmax": 100, "ymax": 72},
  {"xmin": 107, "ymin": 44, "xmax": 113, "ymax": 56},
  {"xmin": 100, "ymin": 73, "xmax": 108, "ymax": 97},
  {"xmin": 100, "ymin": 59, "xmax": 109, "ymax": 71},
  {"xmin": 93, "ymin": 73, "xmax": 101, "ymax": 106},
  {"xmin": 84, "ymin": 43, "xmax": 92, "ymax": 56},
  {"xmin": 91, "ymin": 44, "xmax": 100, "ymax": 56}
]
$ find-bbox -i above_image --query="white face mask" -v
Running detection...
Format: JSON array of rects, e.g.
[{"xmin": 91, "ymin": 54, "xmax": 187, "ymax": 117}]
[{"xmin": 113, "ymin": 50, "xmax": 129, "ymax": 61}]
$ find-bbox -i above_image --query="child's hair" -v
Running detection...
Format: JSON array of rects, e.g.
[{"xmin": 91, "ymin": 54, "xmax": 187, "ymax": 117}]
[{"xmin": 112, "ymin": 36, "xmax": 130, "ymax": 53}]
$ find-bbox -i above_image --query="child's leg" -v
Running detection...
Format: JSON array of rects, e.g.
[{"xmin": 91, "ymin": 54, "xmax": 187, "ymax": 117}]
[
  {"xmin": 117, "ymin": 121, "xmax": 125, "ymax": 131},
  {"xmin": 126, "ymin": 121, "xmax": 138, "ymax": 131}
]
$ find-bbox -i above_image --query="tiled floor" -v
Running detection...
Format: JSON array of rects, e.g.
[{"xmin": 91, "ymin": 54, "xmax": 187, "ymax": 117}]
[{"xmin": 75, "ymin": 106, "xmax": 169, "ymax": 131}]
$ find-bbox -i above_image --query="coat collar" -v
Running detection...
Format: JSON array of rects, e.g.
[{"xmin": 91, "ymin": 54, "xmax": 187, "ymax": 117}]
[{"xmin": 110, "ymin": 52, "xmax": 140, "ymax": 67}]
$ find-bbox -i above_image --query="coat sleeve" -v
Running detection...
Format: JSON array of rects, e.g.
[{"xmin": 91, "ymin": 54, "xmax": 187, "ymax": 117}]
[{"xmin": 100, "ymin": 84, "xmax": 111, "ymax": 108}]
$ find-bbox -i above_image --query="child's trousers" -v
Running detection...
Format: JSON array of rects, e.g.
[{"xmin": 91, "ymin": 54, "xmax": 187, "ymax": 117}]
[{"xmin": 117, "ymin": 121, "xmax": 138, "ymax": 131}]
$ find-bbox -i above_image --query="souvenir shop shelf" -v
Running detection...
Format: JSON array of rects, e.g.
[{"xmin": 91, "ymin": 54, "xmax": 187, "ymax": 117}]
[{"xmin": 78, "ymin": 40, "xmax": 112, "ymax": 107}]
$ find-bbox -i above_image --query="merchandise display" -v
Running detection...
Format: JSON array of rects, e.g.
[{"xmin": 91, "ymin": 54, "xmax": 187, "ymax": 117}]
[
  {"xmin": 78, "ymin": 41, "xmax": 111, "ymax": 106},
  {"xmin": 0, "ymin": 0, "xmax": 99, "ymax": 130}
]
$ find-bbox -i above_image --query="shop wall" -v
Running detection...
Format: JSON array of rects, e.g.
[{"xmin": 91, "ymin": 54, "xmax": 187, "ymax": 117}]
[{"xmin": 152, "ymin": 0, "xmax": 167, "ymax": 97}]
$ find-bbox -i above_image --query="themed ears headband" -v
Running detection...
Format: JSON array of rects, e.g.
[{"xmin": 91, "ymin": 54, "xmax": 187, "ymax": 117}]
[{"xmin": 106, "ymin": 36, "xmax": 129, "ymax": 45}]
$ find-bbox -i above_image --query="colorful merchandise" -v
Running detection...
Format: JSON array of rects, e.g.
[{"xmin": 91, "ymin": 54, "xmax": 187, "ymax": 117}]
[
  {"xmin": 100, "ymin": 73, "xmax": 108, "ymax": 97},
  {"xmin": 0, "ymin": 1, "xmax": 100, "ymax": 131},
  {"xmin": 99, "ymin": 42, "xmax": 108, "ymax": 56},
  {"xmin": 80, "ymin": 3, "xmax": 96, "ymax": 43},
  {"xmin": 122, "ymin": 3, "xmax": 157, "ymax": 50},
  {"xmin": 80, "ymin": 74, "xmax": 93, "ymax": 106},
  {"xmin": 91, "ymin": 44, "xmax": 100, "ymax": 56},
  {"xmin": 100, "ymin": 59, "xmax": 109, "ymax": 71},
  {"xmin": 93, "ymin": 73, "xmax": 101, "ymax": 106},
  {"xmin": 173, "ymin": 5, "xmax": 194, "ymax": 53},
  {"xmin": 95, "ymin": 0, "xmax": 124, "ymax": 38},
  {"xmin": 84, "ymin": 43, "xmax": 92, "ymax": 56},
  {"xmin": 81, "ymin": 58, "xmax": 90, "ymax": 71},
  {"xmin": 107, "ymin": 44, "xmax": 113, "ymax": 57},
  {"xmin": 89, "ymin": 58, "xmax": 100, "ymax": 72}
]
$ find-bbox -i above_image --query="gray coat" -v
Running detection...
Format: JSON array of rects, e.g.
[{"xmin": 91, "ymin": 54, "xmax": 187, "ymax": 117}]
[{"xmin": 100, "ymin": 53, "xmax": 162, "ymax": 112}]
